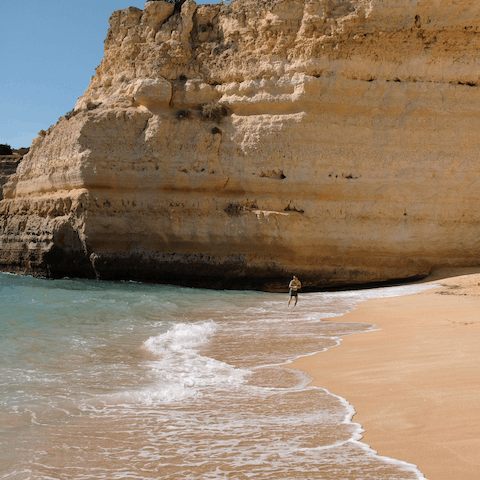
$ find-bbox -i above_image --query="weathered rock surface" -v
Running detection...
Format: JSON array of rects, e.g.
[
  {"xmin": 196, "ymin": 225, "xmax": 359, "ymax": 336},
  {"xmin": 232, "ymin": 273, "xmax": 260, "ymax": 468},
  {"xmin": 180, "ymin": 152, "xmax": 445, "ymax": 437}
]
[
  {"xmin": 0, "ymin": 150, "xmax": 26, "ymax": 201},
  {"xmin": 2, "ymin": 0, "xmax": 480, "ymax": 290}
]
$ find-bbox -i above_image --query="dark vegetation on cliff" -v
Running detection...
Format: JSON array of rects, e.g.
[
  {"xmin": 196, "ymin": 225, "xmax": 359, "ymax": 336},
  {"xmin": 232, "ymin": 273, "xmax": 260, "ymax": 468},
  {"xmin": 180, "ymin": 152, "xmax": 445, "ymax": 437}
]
[
  {"xmin": 154, "ymin": 0, "xmax": 187, "ymax": 13},
  {"xmin": 0, "ymin": 144, "xmax": 13, "ymax": 156}
]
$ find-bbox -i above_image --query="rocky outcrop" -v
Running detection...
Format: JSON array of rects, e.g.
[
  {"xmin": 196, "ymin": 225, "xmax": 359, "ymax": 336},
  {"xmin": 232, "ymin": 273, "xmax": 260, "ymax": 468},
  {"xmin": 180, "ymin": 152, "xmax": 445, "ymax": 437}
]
[
  {"xmin": 0, "ymin": 150, "xmax": 26, "ymax": 201},
  {"xmin": 2, "ymin": 0, "xmax": 480, "ymax": 290}
]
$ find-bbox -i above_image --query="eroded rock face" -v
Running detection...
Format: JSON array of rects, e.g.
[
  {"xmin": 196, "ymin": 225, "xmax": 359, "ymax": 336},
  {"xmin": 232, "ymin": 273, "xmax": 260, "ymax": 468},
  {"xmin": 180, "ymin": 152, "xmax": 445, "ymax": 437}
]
[
  {"xmin": 0, "ymin": 150, "xmax": 26, "ymax": 201},
  {"xmin": 2, "ymin": 0, "xmax": 480, "ymax": 290}
]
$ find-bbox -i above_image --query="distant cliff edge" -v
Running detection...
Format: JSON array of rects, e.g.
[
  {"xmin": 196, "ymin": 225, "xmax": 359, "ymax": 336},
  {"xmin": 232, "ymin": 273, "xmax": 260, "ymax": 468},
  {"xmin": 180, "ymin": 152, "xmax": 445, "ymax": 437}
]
[
  {"xmin": 2, "ymin": 0, "xmax": 480, "ymax": 291},
  {"xmin": 0, "ymin": 148, "xmax": 28, "ymax": 201}
]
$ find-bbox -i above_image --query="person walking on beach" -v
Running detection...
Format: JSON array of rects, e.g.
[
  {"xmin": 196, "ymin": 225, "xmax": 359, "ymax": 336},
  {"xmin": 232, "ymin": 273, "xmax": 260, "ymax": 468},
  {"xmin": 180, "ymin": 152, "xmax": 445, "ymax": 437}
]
[{"xmin": 288, "ymin": 275, "xmax": 301, "ymax": 306}]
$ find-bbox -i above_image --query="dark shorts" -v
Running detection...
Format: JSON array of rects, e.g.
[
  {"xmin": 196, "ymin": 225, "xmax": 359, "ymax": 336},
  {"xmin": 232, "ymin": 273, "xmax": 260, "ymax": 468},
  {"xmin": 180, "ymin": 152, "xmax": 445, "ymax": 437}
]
[{"xmin": 289, "ymin": 289, "xmax": 298, "ymax": 297}]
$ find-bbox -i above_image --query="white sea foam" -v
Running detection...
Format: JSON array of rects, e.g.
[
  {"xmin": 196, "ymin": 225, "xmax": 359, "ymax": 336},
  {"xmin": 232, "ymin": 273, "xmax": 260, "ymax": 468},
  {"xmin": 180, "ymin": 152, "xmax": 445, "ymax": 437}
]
[
  {"xmin": 144, "ymin": 320, "xmax": 216, "ymax": 355},
  {"xmin": 104, "ymin": 321, "xmax": 250, "ymax": 405}
]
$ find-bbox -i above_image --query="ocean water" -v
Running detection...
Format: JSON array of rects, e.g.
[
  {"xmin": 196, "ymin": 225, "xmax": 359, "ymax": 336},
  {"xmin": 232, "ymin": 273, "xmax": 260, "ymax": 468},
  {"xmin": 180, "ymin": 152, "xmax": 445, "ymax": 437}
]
[{"xmin": 0, "ymin": 272, "xmax": 435, "ymax": 480}]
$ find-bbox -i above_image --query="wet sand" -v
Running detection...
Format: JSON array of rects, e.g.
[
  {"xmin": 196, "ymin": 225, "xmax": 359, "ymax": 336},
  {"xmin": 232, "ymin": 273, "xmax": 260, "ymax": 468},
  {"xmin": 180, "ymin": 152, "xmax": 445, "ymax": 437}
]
[{"xmin": 289, "ymin": 268, "xmax": 480, "ymax": 480}]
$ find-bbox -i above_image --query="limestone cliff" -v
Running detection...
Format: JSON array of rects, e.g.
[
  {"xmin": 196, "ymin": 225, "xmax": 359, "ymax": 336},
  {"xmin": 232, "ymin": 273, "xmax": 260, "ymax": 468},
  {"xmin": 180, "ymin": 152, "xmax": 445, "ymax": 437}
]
[
  {"xmin": 2, "ymin": 0, "xmax": 480, "ymax": 290},
  {"xmin": 0, "ymin": 150, "xmax": 26, "ymax": 201}
]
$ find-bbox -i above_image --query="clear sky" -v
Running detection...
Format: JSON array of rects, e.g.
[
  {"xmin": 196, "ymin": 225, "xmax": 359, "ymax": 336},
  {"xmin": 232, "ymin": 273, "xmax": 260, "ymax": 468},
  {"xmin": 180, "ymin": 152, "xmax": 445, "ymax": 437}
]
[{"xmin": 1, "ymin": 0, "xmax": 214, "ymax": 149}]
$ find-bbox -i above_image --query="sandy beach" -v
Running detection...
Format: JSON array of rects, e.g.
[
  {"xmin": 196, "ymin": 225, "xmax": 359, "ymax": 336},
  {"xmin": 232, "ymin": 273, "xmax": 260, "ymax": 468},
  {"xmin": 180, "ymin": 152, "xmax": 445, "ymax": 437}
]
[{"xmin": 289, "ymin": 267, "xmax": 480, "ymax": 480}]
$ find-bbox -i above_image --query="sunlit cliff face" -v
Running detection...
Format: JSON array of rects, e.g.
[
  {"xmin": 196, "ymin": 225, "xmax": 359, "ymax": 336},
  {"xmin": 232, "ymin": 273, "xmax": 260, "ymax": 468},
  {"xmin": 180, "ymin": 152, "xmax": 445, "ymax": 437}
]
[{"xmin": 2, "ymin": 0, "xmax": 480, "ymax": 290}]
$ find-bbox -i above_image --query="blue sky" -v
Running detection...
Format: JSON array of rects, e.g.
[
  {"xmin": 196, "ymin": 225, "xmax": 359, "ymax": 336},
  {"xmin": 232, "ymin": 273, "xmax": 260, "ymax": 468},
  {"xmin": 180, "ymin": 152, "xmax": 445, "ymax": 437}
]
[{"xmin": 1, "ymin": 0, "xmax": 214, "ymax": 149}]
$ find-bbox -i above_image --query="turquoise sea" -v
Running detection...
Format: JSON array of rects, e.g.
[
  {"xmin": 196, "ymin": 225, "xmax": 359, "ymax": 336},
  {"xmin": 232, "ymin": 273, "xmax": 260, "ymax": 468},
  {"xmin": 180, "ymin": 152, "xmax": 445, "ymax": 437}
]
[{"xmin": 0, "ymin": 272, "xmax": 434, "ymax": 479}]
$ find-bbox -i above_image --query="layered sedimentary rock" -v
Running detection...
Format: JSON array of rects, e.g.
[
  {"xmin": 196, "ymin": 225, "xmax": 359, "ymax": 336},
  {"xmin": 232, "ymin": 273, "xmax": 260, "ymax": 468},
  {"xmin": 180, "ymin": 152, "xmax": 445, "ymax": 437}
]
[
  {"xmin": 2, "ymin": 0, "xmax": 480, "ymax": 290},
  {"xmin": 0, "ymin": 151, "xmax": 25, "ymax": 201}
]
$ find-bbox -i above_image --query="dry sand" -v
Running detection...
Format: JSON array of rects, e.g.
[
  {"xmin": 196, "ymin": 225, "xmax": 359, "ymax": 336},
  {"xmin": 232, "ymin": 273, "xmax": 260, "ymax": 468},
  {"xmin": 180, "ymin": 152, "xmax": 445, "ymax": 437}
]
[{"xmin": 288, "ymin": 267, "xmax": 480, "ymax": 480}]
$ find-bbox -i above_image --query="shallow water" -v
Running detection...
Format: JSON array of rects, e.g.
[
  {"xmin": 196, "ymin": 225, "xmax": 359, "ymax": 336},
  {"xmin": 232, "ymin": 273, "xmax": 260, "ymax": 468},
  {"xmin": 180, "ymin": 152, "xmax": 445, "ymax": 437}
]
[{"xmin": 0, "ymin": 272, "xmax": 434, "ymax": 479}]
